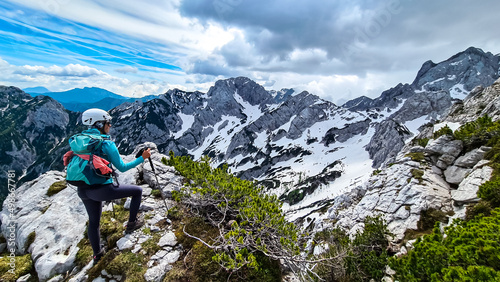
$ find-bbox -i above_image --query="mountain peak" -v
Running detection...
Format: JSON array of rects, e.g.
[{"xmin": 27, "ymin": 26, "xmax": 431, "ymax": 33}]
[
  {"xmin": 463, "ymin": 46, "xmax": 488, "ymax": 55},
  {"xmin": 411, "ymin": 46, "xmax": 500, "ymax": 94},
  {"xmin": 23, "ymin": 86, "xmax": 50, "ymax": 94},
  {"xmin": 208, "ymin": 77, "xmax": 273, "ymax": 107}
]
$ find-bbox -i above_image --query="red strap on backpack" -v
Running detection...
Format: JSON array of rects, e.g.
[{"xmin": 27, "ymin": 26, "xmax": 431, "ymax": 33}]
[
  {"xmin": 76, "ymin": 154, "xmax": 113, "ymax": 175},
  {"xmin": 63, "ymin": 151, "xmax": 75, "ymax": 166}
]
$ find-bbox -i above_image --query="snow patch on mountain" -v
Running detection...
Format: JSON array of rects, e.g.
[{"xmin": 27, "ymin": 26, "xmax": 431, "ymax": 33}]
[
  {"xmin": 234, "ymin": 90, "xmax": 263, "ymax": 122},
  {"xmin": 449, "ymin": 84, "xmax": 468, "ymax": 99},
  {"xmin": 404, "ymin": 116, "xmax": 431, "ymax": 140},
  {"xmin": 173, "ymin": 113, "xmax": 194, "ymax": 138}
]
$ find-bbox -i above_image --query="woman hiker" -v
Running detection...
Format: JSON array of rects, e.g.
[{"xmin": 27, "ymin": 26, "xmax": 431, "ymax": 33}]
[{"xmin": 65, "ymin": 108, "xmax": 151, "ymax": 264}]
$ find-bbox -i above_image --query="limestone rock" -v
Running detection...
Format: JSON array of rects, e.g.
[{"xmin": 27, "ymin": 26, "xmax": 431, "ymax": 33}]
[
  {"xmin": 451, "ymin": 162, "xmax": 493, "ymax": 205},
  {"xmin": 0, "ymin": 171, "xmax": 87, "ymax": 281},
  {"xmin": 425, "ymin": 135, "xmax": 463, "ymax": 158},
  {"xmin": 158, "ymin": 231, "xmax": 177, "ymax": 247},
  {"xmin": 444, "ymin": 166, "xmax": 471, "ymax": 185},
  {"xmin": 144, "ymin": 260, "xmax": 172, "ymax": 282},
  {"xmin": 454, "ymin": 147, "xmax": 491, "ymax": 168},
  {"xmin": 333, "ymin": 160, "xmax": 453, "ymax": 242}
]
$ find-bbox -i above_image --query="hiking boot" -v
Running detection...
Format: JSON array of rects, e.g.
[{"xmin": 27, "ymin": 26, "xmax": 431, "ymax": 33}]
[
  {"xmin": 125, "ymin": 218, "xmax": 144, "ymax": 234},
  {"xmin": 93, "ymin": 250, "xmax": 104, "ymax": 264}
]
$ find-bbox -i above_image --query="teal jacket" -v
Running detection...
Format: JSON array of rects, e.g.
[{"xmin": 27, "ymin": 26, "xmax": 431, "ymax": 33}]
[{"xmin": 66, "ymin": 128, "xmax": 144, "ymax": 185}]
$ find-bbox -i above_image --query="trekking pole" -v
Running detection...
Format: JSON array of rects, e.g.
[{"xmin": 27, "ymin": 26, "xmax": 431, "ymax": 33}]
[{"xmin": 136, "ymin": 148, "xmax": 169, "ymax": 215}]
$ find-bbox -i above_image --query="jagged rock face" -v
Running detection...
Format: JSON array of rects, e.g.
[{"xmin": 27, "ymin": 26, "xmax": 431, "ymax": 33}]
[
  {"xmin": 330, "ymin": 138, "xmax": 493, "ymax": 242},
  {"xmin": 344, "ymin": 83, "xmax": 415, "ymax": 112},
  {"xmin": 366, "ymin": 120, "xmax": 411, "ymax": 168},
  {"xmin": 343, "ymin": 47, "xmax": 499, "ymax": 113},
  {"xmin": 413, "ymin": 47, "xmax": 500, "ymax": 94},
  {"xmin": 333, "ymin": 159, "xmax": 454, "ymax": 242},
  {"xmin": 444, "ymin": 78, "xmax": 500, "ymax": 123},
  {"xmin": 208, "ymin": 76, "xmax": 274, "ymax": 110},
  {"xmin": 354, "ymin": 48, "xmax": 498, "ymax": 168},
  {"xmin": 0, "ymin": 87, "xmax": 79, "ymax": 201},
  {"xmin": 451, "ymin": 160, "xmax": 493, "ymax": 205},
  {"xmin": 109, "ymin": 77, "xmax": 374, "ymax": 204},
  {"xmin": 367, "ymin": 91, "xmax": 454, "ymax": 168},
  {"xmin": 324, "ymin": 72, "xmax": 500, "ymax": 244},
  {"xmin": 390, "ymin": 91, "xmax": 453, "ymax": 122},
  {"xmin": 269, "ymin": 88, "xmax": 296, "ymax": 103}
]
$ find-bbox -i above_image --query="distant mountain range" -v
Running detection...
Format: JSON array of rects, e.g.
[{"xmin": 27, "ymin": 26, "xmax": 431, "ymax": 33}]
[
  {"xmin": 23, "ymin": 86, "xmax": 51, "ymax": 93},
  {"xmin": 24, "ymin": 86, "xmax": 157, "ymax": 112}
]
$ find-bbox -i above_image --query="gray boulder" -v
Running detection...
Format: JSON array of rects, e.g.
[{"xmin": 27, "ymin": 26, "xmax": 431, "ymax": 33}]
[
  {"xmin": 0, "ymin": 171, "xmax": 87, "ymax": 281},
  {"xmin": 444, "ymin": 166, "xmax": 472, "ymax": 185},
  {"xmin": 452, "ymin": 160, "xmax": 493, "ymax": 205}
]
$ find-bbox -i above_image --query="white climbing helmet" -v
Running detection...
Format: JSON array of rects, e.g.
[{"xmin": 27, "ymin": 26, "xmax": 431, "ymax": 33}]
[{"xmin": 82, "ymin": 108, "xmax": 112, "ymax": 126}]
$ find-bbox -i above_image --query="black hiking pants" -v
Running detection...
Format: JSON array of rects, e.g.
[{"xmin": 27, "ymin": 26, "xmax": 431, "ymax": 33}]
[{"xmin": 75, "ymin": 183, "xmax": 142, "ymax": 256}]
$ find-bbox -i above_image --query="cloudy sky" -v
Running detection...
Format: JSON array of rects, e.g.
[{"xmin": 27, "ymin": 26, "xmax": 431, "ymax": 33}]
[{"xmin": 0, "ymin": 0, "xmax": 499, "ymax": 104}]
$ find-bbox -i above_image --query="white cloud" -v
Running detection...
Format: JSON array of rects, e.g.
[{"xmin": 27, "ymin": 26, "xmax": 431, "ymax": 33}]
[
  {"xmin": 0, "ymin": 57, "xmax": 183, "ymax": 97},
  {"xmin": 14, "ymin": 64, "xmax": 108, "ymax": 77},
  {"xmin": 115, "ymin": 66, "xmax": 138, "ymax": 74}
]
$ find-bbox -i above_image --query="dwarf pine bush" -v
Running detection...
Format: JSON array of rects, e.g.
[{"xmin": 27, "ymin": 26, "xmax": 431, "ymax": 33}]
[
  {"xmin": 164, "ymin": 152, "xmax": 305, "ymax": 277},
  {"xmin": 433, "ymin": 125, "xmax": 454, "ymax": 139},
  {"xmin": 313, "ymin": 215, "xmax": 391, "ymax": 281},
  {"xmin": 390, "ymin": 209, "xmax": 500, "ymax": 281},
  {"xmin": 454, "ymin": 115, "xmax": 500, "ymax": 152}
]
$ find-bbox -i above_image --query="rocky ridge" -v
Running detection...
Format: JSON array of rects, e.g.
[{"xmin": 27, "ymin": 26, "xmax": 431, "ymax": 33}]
[
  {"xmin": 107, "ymin": 47, "xmax": 500, "ymax": 209},
  {"xmin": 318, "ymin": 77, "xmax": 500, "ymax": 250},
  {"xmin": 0, "ymin": 144, "xmax": 184, "ymax": 281},
  {"xmin": 0, "ymin": 86, "xmax": 80, "ymax": 202}
]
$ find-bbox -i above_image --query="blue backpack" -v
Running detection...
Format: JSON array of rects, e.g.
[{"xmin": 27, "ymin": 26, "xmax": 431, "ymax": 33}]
[{"xmin": 65, "ymin": 133, "xmax": 115, "ymax": 185}]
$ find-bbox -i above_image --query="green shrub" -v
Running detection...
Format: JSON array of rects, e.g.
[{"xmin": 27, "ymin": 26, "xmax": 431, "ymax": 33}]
[
  {"xmin": 286, "ymin": 188, "xmax": 304, "ymax": 204},
  {"xmin": 24, "ymin": 231, "xmax": 36, "ymax": 252},
  {"xmin": 417, "ymin": 208, "xmax": 448, "ymax": 231},
  {"xmin": 314, "ymin": 215, "xmax": 391, "ymax": 281},
  {"xmin": 151, "ymin": 189, "xmax": 162, "ymax": 198},
  {"xmin": 466, "ymin": 201, "xmax": 493, "ymax": 221},
  {"xmin": 347, "ymin": 216, "xmax": 391, "ymax": 281},
  {"xmin": 167, "ymin": 206, "xmax": 181, "ymax": 220},
  {"xmin": 417, "ymin": 138, "xmax": 430, "ymax": 147},
  {"xmin": 410, "ymin": 169, "xmax": 424, "ymax": 184},
  {"xmin": 390, "ymin": 208, "xmax": 500, "ymax": 281},
  {"xmin": 412, "ymin": 137, "xmax": 430, "ymax": 148},
  {"xmin": 477, "ymin": 178, "xmax": 500, "ymax": 207},
  {"xmin": 164, "ymin": 152, "xmax": 302, "ymax": 279},
  {"xmin": 454, "ymin": 115, "xmax": 500, "ymax": 152},
  {"xmin": 433, "ymin": 125, "xmax": 454, "ymax": 139}
]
